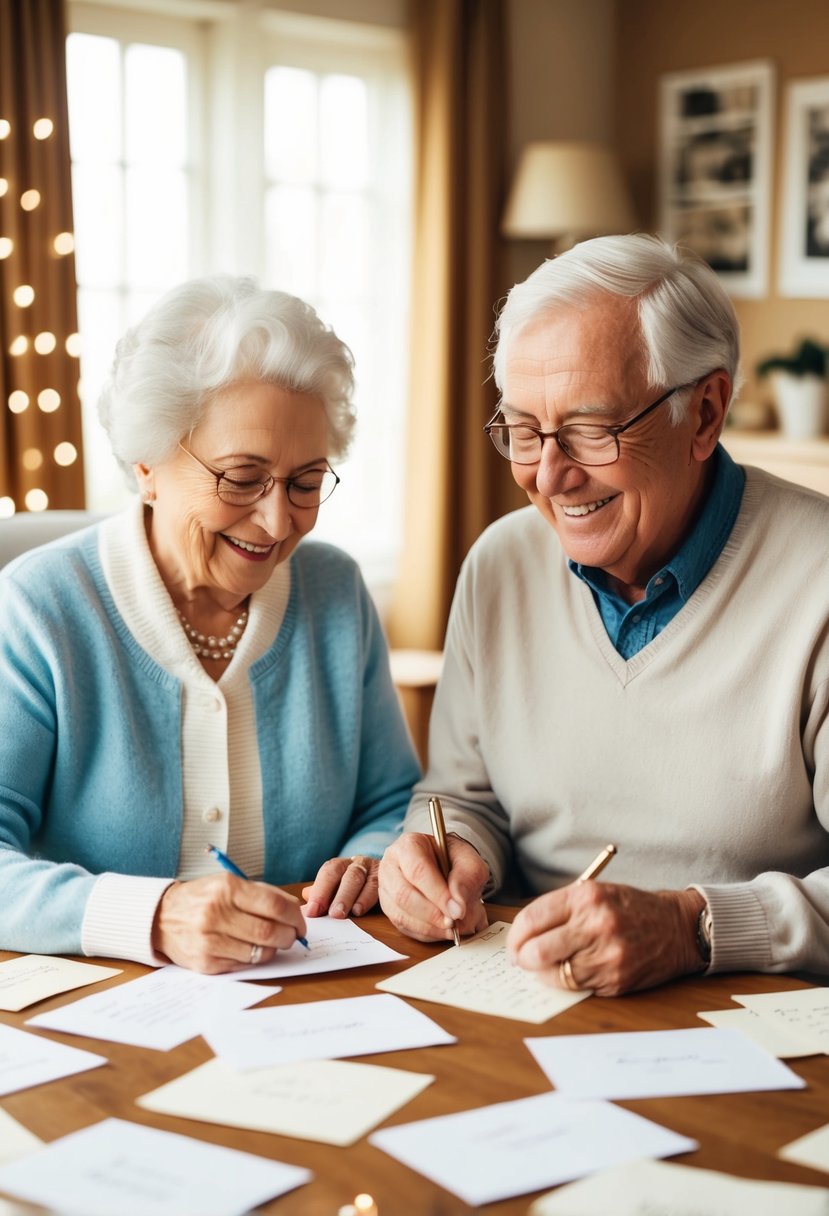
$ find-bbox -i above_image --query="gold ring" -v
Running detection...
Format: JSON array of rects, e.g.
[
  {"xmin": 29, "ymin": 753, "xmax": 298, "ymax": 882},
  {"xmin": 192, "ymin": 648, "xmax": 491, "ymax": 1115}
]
[
  {"xmin": 349, "ymin": 856, "xmax": 370, "ymax": 878},
  {"xmin": 248, "ymin": 943, "xmax": 263, "ymax": 966},
  {"xmin": 559, "ymin": 957, "xmax": 579, "ymax": 991}
]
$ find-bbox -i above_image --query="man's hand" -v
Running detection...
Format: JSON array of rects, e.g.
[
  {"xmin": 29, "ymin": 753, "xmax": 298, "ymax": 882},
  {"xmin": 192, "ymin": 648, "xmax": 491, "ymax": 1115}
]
[
  {"xmin": 378, "ymin": 832, "xmax": 490, "ymax": 942},
  {"xmin": 507, "ymin": 882, "xmax": 706, "ymax": 996}
]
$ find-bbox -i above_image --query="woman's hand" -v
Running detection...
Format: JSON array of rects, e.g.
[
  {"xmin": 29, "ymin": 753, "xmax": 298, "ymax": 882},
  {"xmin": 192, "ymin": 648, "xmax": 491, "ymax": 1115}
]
[
  {"xmin": 507, "ymin": 882, "xmax": 706, "ymax": 996},
  {"xmin": 302, "ymin": 855, "xmax": 380, "ymax": 919},
  {"xmin": 151, "ymin": 874, "xmax": 307, "ymax": 974},
  {"xmin": 378, "ymin": 832, "xmax": 490, "ymax": 942}
]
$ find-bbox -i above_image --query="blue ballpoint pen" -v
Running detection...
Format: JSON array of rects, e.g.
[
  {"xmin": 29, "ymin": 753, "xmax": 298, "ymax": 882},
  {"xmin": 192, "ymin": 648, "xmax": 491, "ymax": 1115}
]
[{"xmin": 206, "ymin": 844, "xmax": 310, "ymax": 949}]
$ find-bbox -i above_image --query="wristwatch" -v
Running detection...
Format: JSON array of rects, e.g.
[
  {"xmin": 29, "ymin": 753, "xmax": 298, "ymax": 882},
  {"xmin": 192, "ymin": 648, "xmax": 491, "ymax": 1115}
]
[{"xmin": 696, "ymin": 903, "xmax": 713, "ymax": 966}]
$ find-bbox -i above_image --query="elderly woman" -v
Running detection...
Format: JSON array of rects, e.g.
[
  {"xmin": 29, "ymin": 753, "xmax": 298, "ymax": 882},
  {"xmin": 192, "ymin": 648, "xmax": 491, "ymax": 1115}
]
[
  {"xmin": 380, "ymin": 233, "xmax": 829, "ymax": 995},
  {"xmin": 0, "ymin": 275, "xmax": 419, "ymax": 973}
]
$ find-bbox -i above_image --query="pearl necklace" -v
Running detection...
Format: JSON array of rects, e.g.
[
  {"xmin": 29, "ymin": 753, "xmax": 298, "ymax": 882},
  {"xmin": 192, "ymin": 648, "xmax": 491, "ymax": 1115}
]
[{"xmin": 178, "ymin": 606, "xmax": 249, "ymax": 661}]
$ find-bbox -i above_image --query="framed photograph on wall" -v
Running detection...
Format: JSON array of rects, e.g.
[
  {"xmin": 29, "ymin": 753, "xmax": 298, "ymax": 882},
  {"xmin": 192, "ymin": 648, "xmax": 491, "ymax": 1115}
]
[
  {"xmin": 779, "ymin": 77, "xmax": 829, "ymax": 298},
  {"xmin": 659, "ymin": 60, "xmax": 774, "ymax": 298}
]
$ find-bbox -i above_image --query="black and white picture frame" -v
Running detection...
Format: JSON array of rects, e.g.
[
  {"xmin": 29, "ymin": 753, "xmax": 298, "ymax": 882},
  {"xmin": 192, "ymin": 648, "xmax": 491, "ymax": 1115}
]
[
  {"xmin": 779, "ymin": 77, "xmax": 829, "ymax": 298},
  {"xmin": 659, "ymin": 60, "xmax": 774, "ymax": 298}
]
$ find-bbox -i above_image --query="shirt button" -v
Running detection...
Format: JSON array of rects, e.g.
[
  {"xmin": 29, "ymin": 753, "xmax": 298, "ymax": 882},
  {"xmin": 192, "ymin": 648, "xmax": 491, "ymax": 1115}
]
[
  {"xmin": 206, "ymin": 698, "xmax": 222, "ymax": 712},
  {"xmin": 632, "ymin": 614, "xmax": 641, "ymax": 623},
  {"xmin": 654, "ymin": 577, "xmax": 664, "ymax": 586},
  {"xmin": 203, "ymin": 807, "xmax": 223, "ymax": 823}
]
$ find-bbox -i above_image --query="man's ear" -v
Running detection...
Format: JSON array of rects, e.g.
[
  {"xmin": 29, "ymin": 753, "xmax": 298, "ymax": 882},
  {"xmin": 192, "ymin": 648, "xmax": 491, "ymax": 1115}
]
[
  {"xmin": 691, "ymin": 369, "xmax": 731, "ymax": 462},
  {"xmin": 134, "ymin": 463, "xmax": 156, "ymax": 503}
]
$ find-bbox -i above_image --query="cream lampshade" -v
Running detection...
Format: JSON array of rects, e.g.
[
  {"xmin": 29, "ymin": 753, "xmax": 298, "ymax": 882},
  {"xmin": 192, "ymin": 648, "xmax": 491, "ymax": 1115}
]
[{"xmin": 502, "ymin": 140, "xmax": 636, "ymax": 250}]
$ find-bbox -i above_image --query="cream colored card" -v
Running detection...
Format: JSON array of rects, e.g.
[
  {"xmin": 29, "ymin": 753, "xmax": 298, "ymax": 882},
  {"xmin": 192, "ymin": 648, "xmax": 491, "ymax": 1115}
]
[
  {"xmin": 529, "ymin": 1158, "xmax": 829, "ymax": 1215},
  {"xmin": 137, "ymin": 1057, "xmax": 434, "ymax": 1147},
  {"xmin": 697, "ymin": 1006, "xmax": 818, "ymax": 1058},
  {"xmin": 0, "ymin": 955, "xmax": 121, "ymax": 1012},
  {"xmin": 376, "ymin": 921, "xmax": 588, "ymax": 1023},
  {"xmin": 0, "ymin": 1110, "xmax": 43, "ymax": 1166},
  {"xmin": 734, "ymin": 988, "xmax": 829, "ymax": 1055},
  {"xmin": 781, "ymin": 1123, "xmax": 829, "ymax": 1176}
]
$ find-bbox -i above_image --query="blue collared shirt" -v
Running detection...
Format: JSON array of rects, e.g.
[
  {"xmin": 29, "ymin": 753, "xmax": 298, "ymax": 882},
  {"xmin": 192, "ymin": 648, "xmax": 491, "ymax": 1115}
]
[{"xmin": 569, "ymin": 445, "xmax": 745, "ymax": 659}]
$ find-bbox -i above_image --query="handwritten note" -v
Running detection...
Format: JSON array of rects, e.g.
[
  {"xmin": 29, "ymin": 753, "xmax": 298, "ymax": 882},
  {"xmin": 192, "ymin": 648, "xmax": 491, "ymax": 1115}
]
[
  {"xmin": 369, "ymin": 1091, "xmax": 697, "ymax": 1206},
  {"xmin": 202, "ymin": 993, "xmax": 456, "ymax": 1070},
  {"xmin": 0, "ymin": 955, "xmax": 121, "ymax": 1012},
  {"xmin": 529, "ymin": 1158, "xmax": 829, "ymax": 1215},
  {"xmin": 26, "ymin": 966, "xmax": 278, "ymax": 1050},
  {"xmin": 0, "ymin": 1117, "xmax": 311, "ymax": 1216},
  {"xmin": 697, "ymin": 1006, "xmax": 818, "ymax": 1058},
  {"xmin": 219, "ymin": 914, "xmax": 407, "ymax": 981},
  {"xmin": 376, "ymin": 921, "xmax": 588, "ymax": 1023},
  {"xmin": 781, "ymin": 1123, "xmax": 829, "ymax": 1176},
  {"xmin": 138, "ymin": 1057, "xmax": 434, "ymax": 1147},
  {"xmin": 735, "ymin": 988, "xmax": 829, "ymax": 1055},
  {"xmin": 0, "ymin": 1022, "xmax": 106, "ymax": 1096},
  {"xmin": 0, "ymin": 1110, "xmax": 43, "ymax": 1166},
  {"xmin": 524, "ymin": 1027, "xmax": 806, "ymax": 1100}
]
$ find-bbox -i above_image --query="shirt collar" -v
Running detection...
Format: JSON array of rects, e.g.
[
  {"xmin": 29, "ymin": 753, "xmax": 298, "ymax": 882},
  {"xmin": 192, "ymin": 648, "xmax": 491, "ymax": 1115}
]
[{"xmin": 569, "ymin": 443, "xmax": 745, "ymax": 605}]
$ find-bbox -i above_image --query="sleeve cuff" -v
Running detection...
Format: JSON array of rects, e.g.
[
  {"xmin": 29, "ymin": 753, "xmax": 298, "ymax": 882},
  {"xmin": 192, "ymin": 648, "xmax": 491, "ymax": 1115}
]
[
  {"xmin": 690, "ymin": 882, "xmax": 772, "ymax": 973},
  {"xmin": 81, "ymin": 872, "xmax": 176, "ymax": 967}
]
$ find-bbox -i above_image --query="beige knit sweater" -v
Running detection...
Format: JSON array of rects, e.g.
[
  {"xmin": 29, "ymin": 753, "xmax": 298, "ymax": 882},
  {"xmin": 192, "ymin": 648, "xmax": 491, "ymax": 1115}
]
[{"xmin": 405, "ymin": 465, "xmax": 829, "ymax": 976}]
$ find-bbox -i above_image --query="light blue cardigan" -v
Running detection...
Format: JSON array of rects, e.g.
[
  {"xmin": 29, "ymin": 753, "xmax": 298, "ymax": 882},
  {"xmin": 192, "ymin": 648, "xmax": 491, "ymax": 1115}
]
[{"xmin": 0, "ymin": 524, "xmax": 420, "ymax": 954}]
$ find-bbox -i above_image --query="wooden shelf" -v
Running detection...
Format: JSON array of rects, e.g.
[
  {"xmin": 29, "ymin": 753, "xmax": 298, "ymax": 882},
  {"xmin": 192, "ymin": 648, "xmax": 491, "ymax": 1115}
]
[{"xmin": 721, "ymin": 429, "xmax": 829, "ymax": 496}]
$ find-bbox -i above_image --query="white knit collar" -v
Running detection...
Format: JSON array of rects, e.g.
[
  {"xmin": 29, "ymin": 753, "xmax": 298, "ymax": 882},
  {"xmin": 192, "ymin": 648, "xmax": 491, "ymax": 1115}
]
[{"xmin": 99, "ymin": 499, "xmax": 291, "ymax": 688}]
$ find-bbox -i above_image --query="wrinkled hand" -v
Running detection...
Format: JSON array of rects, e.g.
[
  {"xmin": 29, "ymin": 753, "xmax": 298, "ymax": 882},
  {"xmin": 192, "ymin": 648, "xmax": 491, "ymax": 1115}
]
[
  {"xmin": 152, "ymin": 874, "xmax": 307, "ymax": 974},
  {"xmin": 378, "ymin": 832, "xmax": 490, "ymax": 943},
  {"xmin": 302, "ymin": 855, "xmax": 379, "ymax": 919},
  {"xmin": 507, "ymin": 882, "xmax": 706, "ymax": 997}
]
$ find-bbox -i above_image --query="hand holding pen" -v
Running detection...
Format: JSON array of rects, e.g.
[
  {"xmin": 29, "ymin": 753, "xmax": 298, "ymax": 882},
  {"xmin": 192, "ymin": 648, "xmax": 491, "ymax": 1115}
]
[{"xmin": 207, "ymin": 846, "xmax": 309, "ymax": 951}]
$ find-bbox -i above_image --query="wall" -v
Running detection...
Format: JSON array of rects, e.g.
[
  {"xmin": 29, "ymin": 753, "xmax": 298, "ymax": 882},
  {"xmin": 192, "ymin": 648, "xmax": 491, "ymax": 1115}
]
[{"xmin": 615, "ymin": 0, "xmax": 829, "ymax": 406}]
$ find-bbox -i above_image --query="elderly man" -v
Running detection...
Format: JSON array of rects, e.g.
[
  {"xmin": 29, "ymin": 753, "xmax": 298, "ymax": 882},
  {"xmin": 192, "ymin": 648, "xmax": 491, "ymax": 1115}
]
[{"xmin": 378, "ymin": 233, "xmax": 829, "ymax": 996}]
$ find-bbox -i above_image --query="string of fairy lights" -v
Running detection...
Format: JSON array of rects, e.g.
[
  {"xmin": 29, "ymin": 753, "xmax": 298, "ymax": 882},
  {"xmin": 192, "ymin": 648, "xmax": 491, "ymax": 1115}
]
[{"xmin": 0, "ymin": 112, "xmax": 81, "ymax": 518}]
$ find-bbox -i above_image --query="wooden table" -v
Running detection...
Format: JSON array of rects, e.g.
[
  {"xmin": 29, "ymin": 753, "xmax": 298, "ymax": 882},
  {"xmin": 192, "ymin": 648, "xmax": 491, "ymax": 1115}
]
[{"xmin": 2, "ymin": 903, "xmax": 828, "ymax": 1215}]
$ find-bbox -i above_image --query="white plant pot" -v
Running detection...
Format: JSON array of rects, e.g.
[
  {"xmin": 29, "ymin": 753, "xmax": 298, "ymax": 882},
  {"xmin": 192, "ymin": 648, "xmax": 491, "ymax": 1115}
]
[{"xmin": 772, "ymin": 372, "xmax": 829, "ymax": 440}]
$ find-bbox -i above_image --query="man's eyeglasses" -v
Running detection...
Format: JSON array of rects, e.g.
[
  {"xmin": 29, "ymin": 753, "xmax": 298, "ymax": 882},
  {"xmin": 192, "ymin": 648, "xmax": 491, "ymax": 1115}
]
[
  {"xmin": 484, "ymin": 382, "xmax": 696, "ymax": 468},
  {"xmin": 178, "ymin": 444, "xmax": 340, "ymax": 508}
]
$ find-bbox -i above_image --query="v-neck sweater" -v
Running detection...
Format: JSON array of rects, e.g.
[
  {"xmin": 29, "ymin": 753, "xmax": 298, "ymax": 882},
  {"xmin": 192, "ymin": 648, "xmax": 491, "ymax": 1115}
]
[{"xmin": 405, "ymin": 465, "xmax": 829, "ymax": 976}]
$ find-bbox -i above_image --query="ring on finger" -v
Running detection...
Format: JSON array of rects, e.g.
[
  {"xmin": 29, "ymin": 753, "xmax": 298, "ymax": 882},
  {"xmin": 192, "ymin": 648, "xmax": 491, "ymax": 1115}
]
[
  {"xmin": 249, "ymin": 943, "xmax": 263, "ymax": 966},
  {"xmin": 349, "ymin": 855, "xmax": 371, "ymax": 878},
  {"xmin": 559, "ymin": 957, "xmax": 580, "ymax": 991}
]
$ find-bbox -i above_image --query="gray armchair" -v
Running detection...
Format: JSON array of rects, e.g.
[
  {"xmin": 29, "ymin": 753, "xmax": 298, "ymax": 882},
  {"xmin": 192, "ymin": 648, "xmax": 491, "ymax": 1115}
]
[{"xmin": 0, "ymin": 511, "xmax": 101, "ymax": 569}]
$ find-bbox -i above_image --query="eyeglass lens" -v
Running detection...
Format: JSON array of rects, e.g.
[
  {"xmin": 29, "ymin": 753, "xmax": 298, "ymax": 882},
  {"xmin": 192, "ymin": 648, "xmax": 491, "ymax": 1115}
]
[
  {"xmin": 217, "ymin": 467, "xmax": 338, "ymax": 507},
  {"xmin": 488, "ymin": 424, "xmax": 619, "ymax": 467}
]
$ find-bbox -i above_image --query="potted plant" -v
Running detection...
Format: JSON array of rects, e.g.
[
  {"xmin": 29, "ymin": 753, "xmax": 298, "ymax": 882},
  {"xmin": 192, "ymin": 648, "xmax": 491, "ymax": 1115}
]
[{"xmin": 756, "ymin": 338, "xmax": 829, "ymax": 440}]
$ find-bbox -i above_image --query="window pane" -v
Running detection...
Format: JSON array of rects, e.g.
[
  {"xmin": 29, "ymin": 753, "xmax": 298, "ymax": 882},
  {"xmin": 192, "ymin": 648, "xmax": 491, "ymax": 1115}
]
[
  {"xmin": 66, "ymin": 33, "xmax": 121, "ymax": 163},
  {"xmin": 264, "ymin": 67, "xmax": 317, "ymax": 182},
  {"xmin": 265, "ymin": 184, "xmax": 317, "ymax": 296},
  {"xmin": 319, "ymin": 75, "xmax": 368, "ymax": 188},
  {"xmin": 125, "ymin": 44, "xmax": 187, "ymax": 166},
  {"xmin": 72, "ymin": 164, "xmax": 123, "ymax": 286},
  {"xmin": 125, "ymin": 167, "xmax": 189, "ymax": 287},
  {"xmin": 320, "ymin": 193, "xmax": 369, "ymax": 296}
]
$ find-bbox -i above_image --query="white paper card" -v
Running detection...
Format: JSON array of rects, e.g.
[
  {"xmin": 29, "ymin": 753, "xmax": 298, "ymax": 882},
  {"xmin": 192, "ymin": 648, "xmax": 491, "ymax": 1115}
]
[
  {"xmin": 0, "ymin": 955, "xmax": 121, "ymax": 1012},
  {"xmin": 781, "ymin": 1123, "xmax": 829, "ymax": 1176},
  {"xmin": 697, "ymin": 1005, "xmax": 818, "ymax": 1058},
  {"xmin": 529, "ymin": 1158, "xmax": 829, "ymax": 1216},
  {"xmin": 221, "ymin": 914, "xmax": 407, "ymax": 981},
  {"xmin": 0, "ymin": 1022, "xmax": 106, "ymax": 1096},
  {"xmin": 202, "ymin": 993, "xmax": 456, "ymax": 1070},
  {"xmin": 0, "ymin": 1117, "xmax": 311, "ymax": 1216},
  {"xmin": 370, "ymin": 1091, "xmax": 697, "ymax": 1206},
  {"xmin": 0, "ymin": 1110, "xmax": 43, "ymax": 1166},
  {"xmin": 377, "ymin": 921, "xmax": 588, "ymax": 1023},
  {"xmin": 138, "ymin": 1056, "xmax": 434, "ymax": 1147},
  {"xmin": 735, "ymin": 988, "xmax": 829, "ymax": 1055},
  {"xmin": 525, "ymin": 1027, "xmax": 805, "ymax": 1099},
  {"xmin": 26, "ymin": 966, "xmax": 278, "ymax": 1051}
]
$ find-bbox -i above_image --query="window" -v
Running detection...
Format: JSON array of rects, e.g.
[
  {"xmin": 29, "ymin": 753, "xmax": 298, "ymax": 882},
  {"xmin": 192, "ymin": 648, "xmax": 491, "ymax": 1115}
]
[{"xmin": 66, "ymin": 2, "xmax": 412, "ymax": 587}]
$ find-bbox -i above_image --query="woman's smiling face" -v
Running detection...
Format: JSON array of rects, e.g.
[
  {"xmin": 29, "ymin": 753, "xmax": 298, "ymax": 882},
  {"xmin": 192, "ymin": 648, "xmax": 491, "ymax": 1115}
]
[
  {"xmin": 139, "ymin": 380, "xmax": 329, "ymax": 606},
  {"xmin": 502, "ymin": 295, "xmax": 724, "ymax": 601}
]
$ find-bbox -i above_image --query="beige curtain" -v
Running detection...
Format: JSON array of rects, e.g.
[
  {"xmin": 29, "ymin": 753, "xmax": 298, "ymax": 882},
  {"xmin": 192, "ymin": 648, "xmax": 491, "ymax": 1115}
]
[
  {"xmin": 0, "ymin": 0, "xmax": 85, "ymax": 512},
  {"xmin": 386, "ymin": 0, "xmax": 522, "ymax": 652}
]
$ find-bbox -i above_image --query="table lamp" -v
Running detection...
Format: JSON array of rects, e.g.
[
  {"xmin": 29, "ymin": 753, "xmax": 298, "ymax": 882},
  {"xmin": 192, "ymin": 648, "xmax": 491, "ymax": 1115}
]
[{"xmin": 501, "ymin": 140, "xmax": 636, "ymax": 252}]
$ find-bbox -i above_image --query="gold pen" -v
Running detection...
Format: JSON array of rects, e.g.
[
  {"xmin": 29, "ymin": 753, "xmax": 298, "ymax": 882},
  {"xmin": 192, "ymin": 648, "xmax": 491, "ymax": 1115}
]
[
  {"xmin": 577, "ymin": 843, "xmax": 617, "ymax": 883},
  {"xmin": 428, "ymin": 796, "xmax": 461, "ymax": 947}
]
